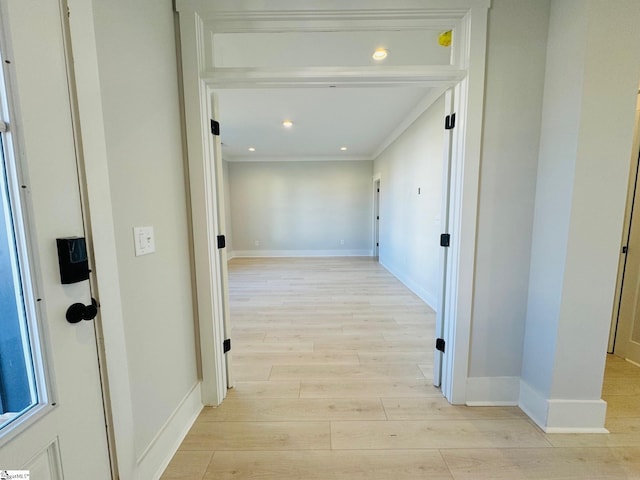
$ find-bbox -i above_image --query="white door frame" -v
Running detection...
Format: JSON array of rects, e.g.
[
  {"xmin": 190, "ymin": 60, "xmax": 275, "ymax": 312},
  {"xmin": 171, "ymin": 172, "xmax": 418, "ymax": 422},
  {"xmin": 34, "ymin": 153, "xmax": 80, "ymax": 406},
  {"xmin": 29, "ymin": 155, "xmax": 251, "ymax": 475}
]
[
  {"xmin": 372, "ymin": 175, "xmax": 381, "ymax": 259},
  {"xmin": 609, "ymin": 94, "xmax": 640, "ymax": 354},
  {"xmin": 175, "ymin": 0, "xmax": 489, "ymax": 405},
  {"xmin": 63, "ymin": 0, "xmax": 138, "ymax": 476}
]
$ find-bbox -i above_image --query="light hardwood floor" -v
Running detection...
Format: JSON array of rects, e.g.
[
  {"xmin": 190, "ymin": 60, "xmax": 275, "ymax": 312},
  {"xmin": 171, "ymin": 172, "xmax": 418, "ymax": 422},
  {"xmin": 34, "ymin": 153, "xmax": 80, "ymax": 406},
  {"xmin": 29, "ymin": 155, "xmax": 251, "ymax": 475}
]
[{"xmin": 162, "ymin": 257, "xmax": 640, "ymax": 479}]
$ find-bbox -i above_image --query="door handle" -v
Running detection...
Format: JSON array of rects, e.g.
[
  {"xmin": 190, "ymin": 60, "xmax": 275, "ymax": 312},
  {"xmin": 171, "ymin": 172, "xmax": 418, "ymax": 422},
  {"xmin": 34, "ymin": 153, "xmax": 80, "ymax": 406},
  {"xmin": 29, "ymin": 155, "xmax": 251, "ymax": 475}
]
[{"xmin": 66, "ymin": 298, "xmax": 99, "ymax": 324}]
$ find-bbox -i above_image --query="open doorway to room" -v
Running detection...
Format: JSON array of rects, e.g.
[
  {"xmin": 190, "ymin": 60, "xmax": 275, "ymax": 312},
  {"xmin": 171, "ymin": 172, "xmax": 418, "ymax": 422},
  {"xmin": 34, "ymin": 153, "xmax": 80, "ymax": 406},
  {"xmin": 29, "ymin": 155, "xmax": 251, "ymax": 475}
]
[
  {"xmin": 609, "ymin": 90, "xmax": 640, "ymax": 360},
  {"xmin": 176, "ymin": 2, "xmax": 489, "ymax": 408},
  {"xmin": 216, "ymin": 84, "xmax": 450, "ymax": 401},
  {"xmin": 605, "ymin": 89, "xmax": 640, "ymax": 418}
]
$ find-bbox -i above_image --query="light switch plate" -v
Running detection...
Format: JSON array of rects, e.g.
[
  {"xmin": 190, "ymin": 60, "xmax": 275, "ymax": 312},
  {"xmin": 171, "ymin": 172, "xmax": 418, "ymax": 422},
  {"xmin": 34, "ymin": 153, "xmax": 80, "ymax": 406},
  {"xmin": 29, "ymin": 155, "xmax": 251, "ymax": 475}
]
[{"xmin": 134, "ymin": 226, "xmax": 155, "ymax": 256}]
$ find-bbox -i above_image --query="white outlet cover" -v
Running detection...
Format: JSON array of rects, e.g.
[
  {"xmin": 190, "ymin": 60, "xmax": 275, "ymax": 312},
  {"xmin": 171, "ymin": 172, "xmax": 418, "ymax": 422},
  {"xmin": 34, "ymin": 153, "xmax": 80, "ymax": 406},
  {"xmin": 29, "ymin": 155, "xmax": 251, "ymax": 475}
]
[{"xmin": 134, "ymin": 226, "xmax": 155, "ymax": 256}]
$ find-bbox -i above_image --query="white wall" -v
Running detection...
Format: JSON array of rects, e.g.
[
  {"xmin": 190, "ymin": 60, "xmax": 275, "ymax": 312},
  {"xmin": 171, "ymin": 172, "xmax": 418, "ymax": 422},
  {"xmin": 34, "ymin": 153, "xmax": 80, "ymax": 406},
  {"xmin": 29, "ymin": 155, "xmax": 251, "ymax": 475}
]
[
  {"xmin": 92, "ymin": 0, "xmax": 199, "ymax": 461},
  {"xmin": 520, "ymin": 0, "xmax": 640, "ymax": 431},
  {"xmin": 466, "ymin": 0, "xmax": 549, "ymax": 393},
  {"xmin": 228, "ymin": 160, "xmax": 373, "ymax": 256},
  {"xmin": 373, "ymin": 96, "xmax": 445, "ymax": 308}
]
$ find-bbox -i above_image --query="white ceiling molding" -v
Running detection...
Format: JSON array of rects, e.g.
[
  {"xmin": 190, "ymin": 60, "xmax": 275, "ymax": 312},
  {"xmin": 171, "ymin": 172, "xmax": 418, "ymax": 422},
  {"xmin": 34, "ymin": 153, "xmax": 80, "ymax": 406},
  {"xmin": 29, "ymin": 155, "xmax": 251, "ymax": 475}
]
[
  {"xmin": 176, "ymin": 0, "xmax": 491, "ymax": 17},
  {"xmin": 202, "ymin": 66, "xmax": 465, "ymax": 89},
  {"xmin": 224, "ymin": 154, "xmax": 372, "ymax": 163}
]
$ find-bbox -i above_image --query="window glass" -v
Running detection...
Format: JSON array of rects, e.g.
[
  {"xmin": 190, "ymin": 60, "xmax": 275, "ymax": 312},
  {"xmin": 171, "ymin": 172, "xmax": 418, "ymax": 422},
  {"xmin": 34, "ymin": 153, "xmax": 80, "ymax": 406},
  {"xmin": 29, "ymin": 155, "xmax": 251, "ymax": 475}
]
[{"xmin": 0, "ymin": 55, "xmax": 45, "ymax": 435}]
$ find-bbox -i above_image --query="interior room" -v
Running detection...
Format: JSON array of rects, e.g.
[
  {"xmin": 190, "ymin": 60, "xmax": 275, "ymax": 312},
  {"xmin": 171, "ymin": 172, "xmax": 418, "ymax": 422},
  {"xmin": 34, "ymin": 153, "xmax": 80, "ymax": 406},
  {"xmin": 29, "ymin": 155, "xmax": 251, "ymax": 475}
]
[{"xmin": 1, "ymin": 0, "xmax": 640, "ymax": 479}]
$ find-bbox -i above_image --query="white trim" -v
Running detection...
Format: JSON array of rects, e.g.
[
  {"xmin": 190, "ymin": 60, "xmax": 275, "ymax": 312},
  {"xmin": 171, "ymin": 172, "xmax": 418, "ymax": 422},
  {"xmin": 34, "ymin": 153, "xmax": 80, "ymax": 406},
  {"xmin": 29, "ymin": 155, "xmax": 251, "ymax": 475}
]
[
  {"xmin": 202, "ymin": 66, "xmax": 466, "ymax": 88},
  {"xmin": 433, "ymin": 88, "xmax": 454, "ymax": 389},
  {"xmin": 545, "ymin": 427, "xmax": 609, "ymax": 434},
  {"xmin": 200, "ymin": 8, "xmax": 478, "ymax": 33},
  {"xmin": 209, "ymin": 91, "xmax": 234, "ymax": 389},
  {"xmin": 546, "ymin": 399, "xmax": 608, "ymax": 433},
  {"xmin": 518, "ymin": 379, "xmax": 549, "ymax": 431},
  {"xmin": 465, "ymin": 376, "xmax": 520, "ymax": 406},
  {"xmin": 65, "ymin": 1, "xmax": 138, "ymax": 476},
  {"xmin": 227, "ymin": 154, "xmax": 371, "ymax": 163},
  {"xmin": 177, "ymin": 1, "xmax": 492, "ymax": 15},
  {"xmin": 519, "ymin": 379, "xmax": 608, "ymax": 433},
  {"xmin": 441, "ymin": 6, "xmax": 489, "ymax": 405},
  {"xmin": 232, "ymin": 249, "xmax": 372, "ymax": 258},
  {"xmin": 178, "ymin": 10, "xmax": 227, "ymax": 407},
  {"xmin": 135, "ymin": 382, "xmax": 202, "ymax": 480},
  {"xmin": 372, "ymin": 173, "xmax": 381, "ymax": 260},
  {"xmin": 379, "ymin": 260, "xmax": 437, "ymax": 311}
]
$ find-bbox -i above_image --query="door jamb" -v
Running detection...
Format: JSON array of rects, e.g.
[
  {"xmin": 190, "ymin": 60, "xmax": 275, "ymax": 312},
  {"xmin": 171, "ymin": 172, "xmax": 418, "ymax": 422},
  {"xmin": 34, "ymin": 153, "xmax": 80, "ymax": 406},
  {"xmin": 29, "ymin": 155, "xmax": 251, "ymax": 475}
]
[{"xmin": 372, "ymin": 175, "xmax": 381, "ymax": 259}]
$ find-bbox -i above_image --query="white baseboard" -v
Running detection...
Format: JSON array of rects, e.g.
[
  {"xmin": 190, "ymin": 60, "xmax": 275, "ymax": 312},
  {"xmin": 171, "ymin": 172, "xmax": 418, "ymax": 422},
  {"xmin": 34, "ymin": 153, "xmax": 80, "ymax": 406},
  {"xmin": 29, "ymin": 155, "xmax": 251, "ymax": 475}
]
[
  {"xmin": 134, "ymin": 382, "xmax": 203, "ymax": 480},
  {"xmin": 545, "ymin": 399, "xmax": 608, "ymax": 433},
  {"xmin": 519, "ymin": 379, "xmax": 608, "ymax": 433},
  {"xmin": 232, "ymin": 249, "xmax": 373, "ymax": 258},
  {"xmin": 465, "ymin": 376, "xmax": 520, "ymax": 406},
  {"xmin": 518, "ymin": 379, "xmax": 548, "ymax": 429},
  {"xmin": 379, "ymin": 260, "xmax": 437, "ymax": 310}
]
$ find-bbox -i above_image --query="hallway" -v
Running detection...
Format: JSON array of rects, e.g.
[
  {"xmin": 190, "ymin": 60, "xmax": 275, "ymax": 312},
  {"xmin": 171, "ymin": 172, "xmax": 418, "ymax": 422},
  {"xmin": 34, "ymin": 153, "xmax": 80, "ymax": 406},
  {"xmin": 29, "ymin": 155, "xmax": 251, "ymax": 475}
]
[{"xmin": 162, "ymin": 258, "xmax": 640, "ymax": 479}]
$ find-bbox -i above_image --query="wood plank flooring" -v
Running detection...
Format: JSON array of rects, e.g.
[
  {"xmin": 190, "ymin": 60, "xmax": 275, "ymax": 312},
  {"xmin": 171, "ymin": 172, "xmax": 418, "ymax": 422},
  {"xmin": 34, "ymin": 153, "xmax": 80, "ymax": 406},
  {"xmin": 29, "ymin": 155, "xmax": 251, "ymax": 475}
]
[{"xmin": 161, "ymin": 257, "xmax": 640, "ymax": 479}]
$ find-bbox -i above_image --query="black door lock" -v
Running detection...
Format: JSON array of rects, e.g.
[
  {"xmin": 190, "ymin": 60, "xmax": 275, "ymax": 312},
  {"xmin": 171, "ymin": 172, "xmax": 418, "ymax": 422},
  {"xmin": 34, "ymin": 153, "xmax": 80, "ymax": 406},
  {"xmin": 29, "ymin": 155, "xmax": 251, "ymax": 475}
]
[{"xmin": 66, "ymin": 298, "xmax": 99, "ymax": 324}]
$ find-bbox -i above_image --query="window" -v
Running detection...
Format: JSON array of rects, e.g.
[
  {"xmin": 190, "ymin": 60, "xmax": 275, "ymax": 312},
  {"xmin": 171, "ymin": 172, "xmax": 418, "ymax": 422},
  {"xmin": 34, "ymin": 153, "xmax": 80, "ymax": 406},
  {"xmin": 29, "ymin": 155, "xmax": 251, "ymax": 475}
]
[{"xmin": 0, "ymin": 51, "xmax": 47, "ymax": 436}]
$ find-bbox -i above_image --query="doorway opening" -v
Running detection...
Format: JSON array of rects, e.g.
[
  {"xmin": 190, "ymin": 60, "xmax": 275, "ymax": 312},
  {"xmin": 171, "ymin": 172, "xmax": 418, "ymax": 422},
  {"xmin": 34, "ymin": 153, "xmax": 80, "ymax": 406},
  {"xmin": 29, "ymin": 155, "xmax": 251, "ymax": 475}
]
[
  {"xmin": 609, "ymin": 89, "xmax": 640, "ymax": 362},
  {"xmin": 176, "ymin": 2, "xmax": 489, "ymax": 407}
]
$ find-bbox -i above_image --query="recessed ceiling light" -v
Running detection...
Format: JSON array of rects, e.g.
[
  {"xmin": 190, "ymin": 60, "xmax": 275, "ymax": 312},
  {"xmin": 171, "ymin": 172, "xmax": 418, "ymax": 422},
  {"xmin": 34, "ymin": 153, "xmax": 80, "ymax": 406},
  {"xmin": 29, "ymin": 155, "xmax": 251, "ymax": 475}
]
[
  {"xmin": 248, "ymin": 147, "xmax": 256, "ymax": 152},
  {"xmin": 372, "ymin": 48, "xmax": 388, "ymax": 61},
  {"xmin": 282, "ymin": 120, "xmax": 293, "ymax": 128},
  {"xmin": 340, "ymin": 147, "xmax": 348, "ymax": 151}
]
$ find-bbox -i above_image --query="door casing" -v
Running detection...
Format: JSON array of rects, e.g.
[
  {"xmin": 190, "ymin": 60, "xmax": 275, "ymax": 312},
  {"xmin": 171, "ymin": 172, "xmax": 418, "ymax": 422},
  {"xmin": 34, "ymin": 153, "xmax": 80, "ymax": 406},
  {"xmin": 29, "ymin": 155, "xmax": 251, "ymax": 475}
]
[{"xmin": 175, "ymin": 0, "xmax": 490, "ymax": 405}]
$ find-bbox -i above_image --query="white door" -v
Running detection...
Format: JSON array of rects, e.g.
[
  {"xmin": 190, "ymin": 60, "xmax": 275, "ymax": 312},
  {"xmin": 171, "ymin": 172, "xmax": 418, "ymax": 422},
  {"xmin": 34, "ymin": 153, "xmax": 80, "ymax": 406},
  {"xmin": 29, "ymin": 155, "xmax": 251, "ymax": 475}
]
[
  {"xmin": 0, "ymin": 0, "xmax": 112, "ymax": 478},
  {"xmin": 433, "ymin": 89, "xmax": 455, "ymax": 387},
  {"xmin": 209, "ymin": 93, "xmax": 234, "ymax": 389},
  {"xmin": 612, "ymin": 93, "xmax": 640, "ymax": 363},
  {"xmin": 374, "ymin": 180, "xmax": 380, "ymax": 259},
  {"xmin": 615, "ymin": 159, "xmax": 640, "ymax": 365}
]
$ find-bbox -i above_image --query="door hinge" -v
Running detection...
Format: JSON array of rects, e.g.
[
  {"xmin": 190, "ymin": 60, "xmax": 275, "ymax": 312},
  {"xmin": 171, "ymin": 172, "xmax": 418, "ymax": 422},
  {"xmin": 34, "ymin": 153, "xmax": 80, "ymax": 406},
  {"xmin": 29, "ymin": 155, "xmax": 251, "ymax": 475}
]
[
  {"xmin": 376, "ymin": 242, "xmax": 379, "ymax": 247},
  {"xmin": 622, "ymin": 245, "xmax": 628, "ymax": 254},
  {"xmin": 440, "ymin": 233, "xmax": 450, "ymax": 247},
  {"xmin": 377, "ymin": 188, "xmax": 380, "ymax": 193},
  {"xmin": 223, "ymin": 338, "xmax": 231, "ymax": 353},
  {"xmin": 217, "ymin": 234, "xmax": 226, "ymax": 249},
  {"xmin": 436, "ymin": 338, "xmax": 445, "ymax": 353},
  {"xmin": 445, "ymin": 113, "xmax": 456, "ymax": 130},
  {"xmin": 376, "ymin": 216, "xmax": 379, "ymax": 220},
  {"xmin": 211, "ymin": 119, "xmax": 220, "ymax": 136}
]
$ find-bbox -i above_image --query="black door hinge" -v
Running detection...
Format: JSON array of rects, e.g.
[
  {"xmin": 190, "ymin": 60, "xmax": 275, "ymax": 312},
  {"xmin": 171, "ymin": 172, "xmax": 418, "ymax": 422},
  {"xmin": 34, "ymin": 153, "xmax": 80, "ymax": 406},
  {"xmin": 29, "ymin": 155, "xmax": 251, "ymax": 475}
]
[
  {"xmin": 223, "ymin": 338, "xmax": 231, "ymax": 353},
  {"xmin": 445, "ymin": 113, "xmax": 456, "ymax": 130},
  {"xmin": 436, "ymin": 338, "xmax": 445, "ymax": 353},
  {"xmin": 217, "ymin": 234, "xmax": 226, "ymax": 249},
  {"xmin": 211, "ymin": 119, "xmax": 220, "ymax": 136},
  {"xmin": 376, "ymin": 216, "xmax": 379, "ymax": 220},
  {"xmin": 622, "ymin": 245, "xmax": 628, "ymax": 254},
  {"xmin": 376, "ymin": 242, "xmax": 379, "ymax": 247},
  {"xmin": 440, "ymin": 233, "xmax": 450, "ymax": 247}
]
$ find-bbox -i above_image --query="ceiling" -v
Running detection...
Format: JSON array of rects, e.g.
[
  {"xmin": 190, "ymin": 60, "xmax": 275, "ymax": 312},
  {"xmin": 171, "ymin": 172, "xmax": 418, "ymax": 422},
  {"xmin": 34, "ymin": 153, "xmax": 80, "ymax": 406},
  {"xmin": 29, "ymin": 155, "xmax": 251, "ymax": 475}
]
[
  {"xmin": 210, "ymin": 27, "xmax": 453, "ymax": 162},
  {"xmin": 217, "ymin": 86, "xmax": 440, "ymax": 161}
]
